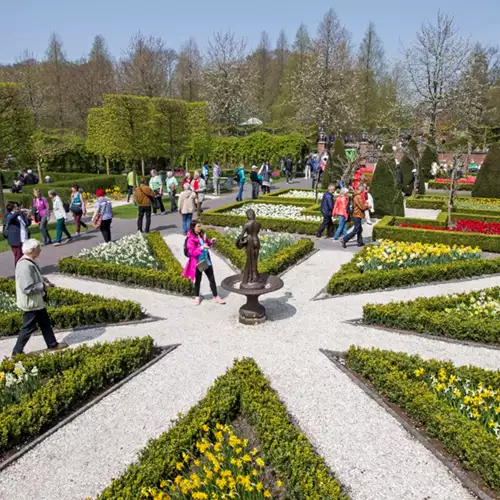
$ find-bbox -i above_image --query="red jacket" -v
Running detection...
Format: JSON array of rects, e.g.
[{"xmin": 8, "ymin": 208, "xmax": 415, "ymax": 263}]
[{"xmin": 333, "ymin": 194, "xmax": 348, "ymax": 218}]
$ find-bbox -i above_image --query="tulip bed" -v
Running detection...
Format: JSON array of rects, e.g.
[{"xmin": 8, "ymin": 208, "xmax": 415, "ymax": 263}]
[
  {"xmin": 428, "ymin": 178, "xmax": 475, "ymax": 191},
  {"xmin": 327, "ymin": 239, "xmax": 500, "ymax": 295},
  {"xmin": 0, "ymin": 278, "xmax": 143, "ymax": 337},
  {"xmin": 399, "ymin": 219, "xmax": 500, "ymax": 235},
  {"xmin": 59, "ymin": 232, "xmax": 193, "ymax": 295},
  {"xmin": 345, "ymin": 347, "xmax": 500, "ymax": 493},
  {"xmin": 97, "ymin": 358, "xmax": 346, "ymax": 500},
  {"xmin": 264, "ymin": 187, "xmax": 325, "ymax": 203},
  {"xmin": 363, "ymin": 287, "xmax": 500, "ymax": 344},
  {"xmin": 0, "ymin": 337, "xmax": 155, "ymax": 455},
  {"xmin": 406, "ymin": 195, "xmax": 500, "ymax": 216}
]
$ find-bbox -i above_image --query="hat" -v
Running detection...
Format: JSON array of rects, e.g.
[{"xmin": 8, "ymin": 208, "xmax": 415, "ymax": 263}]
[
  {"xmin": 252, "ymin": 165, "xmax": 258, "ymax": 170},
  {"xmin": 412, "ymin": 168, "xmax": 417, "ymax": 173}
]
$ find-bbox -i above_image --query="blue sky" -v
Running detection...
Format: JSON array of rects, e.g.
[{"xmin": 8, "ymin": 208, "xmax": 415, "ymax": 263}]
[{"xmin": 1, "ymin": 0, "xmax": 499, "ymax": 64}]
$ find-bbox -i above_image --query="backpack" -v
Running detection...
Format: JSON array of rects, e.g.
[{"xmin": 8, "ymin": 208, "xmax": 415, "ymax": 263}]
[{"xmin": 183, "ymin": 237, "xmax": 190, "ymax": 258}]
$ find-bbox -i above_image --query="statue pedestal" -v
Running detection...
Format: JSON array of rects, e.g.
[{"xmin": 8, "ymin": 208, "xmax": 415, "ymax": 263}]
[{"xmin": 239, "ymin": 295, "xmax": 267, "ymax": 325}]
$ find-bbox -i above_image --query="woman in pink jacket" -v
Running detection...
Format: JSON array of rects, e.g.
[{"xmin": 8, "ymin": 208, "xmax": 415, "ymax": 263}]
[
  {"xmin": 332, "ymin": 188, "xmax": 350, "ymax": 241},
  {"xmin": 183, "ymin": 220, "xmax": 226, "ymax": 305}
]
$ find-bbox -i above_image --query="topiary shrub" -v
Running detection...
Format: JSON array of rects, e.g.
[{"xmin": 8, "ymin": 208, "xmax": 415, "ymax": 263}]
[
  {"xmin": 370, "ymin": 146, "xmax": 404, "ymax": 217},
  {"xmin": 472, "ymin": 143, "xmax": 500, "ymax": 199},
  {"xmin": 322, "ymin": 137, "xmax": 346, "ymax": 189},
  {"xmin": 419, "ymin": 143, "xmax": 438, "ymax": 181},
  {"xmin": 399, "ymin": 140, "xmax": 418, "ymax": 196}
]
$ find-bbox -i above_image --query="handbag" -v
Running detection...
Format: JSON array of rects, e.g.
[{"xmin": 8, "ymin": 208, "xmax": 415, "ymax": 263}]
[
  {"xmin": 70, "ymin": 204, "xmax": 82, "ymax": 216},
  {"xmin": 196, "ymin": 258, "xmax": 209, "ymax": 273},
  {"xmin": 92, "ymin": 201, "xmax": 107, "ymax": 228}
]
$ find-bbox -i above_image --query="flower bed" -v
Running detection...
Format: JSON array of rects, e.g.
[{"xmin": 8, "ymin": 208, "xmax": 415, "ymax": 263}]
[
  {"xmin": 0, "ymin": 278, "xmax": 143, "ymax": 336},
  {"xmin": 406, "ymin": 195, "xmax": 500, "ymax": 215},
  {"xmin": 277, "ymin": 189, "xmax": 324, "ymax": 200},
  {"xmin": 59, "ymin": 232, "xmax": 193, "ymax": 295},
  {"xmin": 206, "ymin": 229, "xmax": 314, "ymax": 275},
  {"xmin": 226, "ymin": 203, "xmax": 321, "ymax": 222},
  {"xmin": 97, "ymin": 358, "xmax": 345, "ymax": 500},
  {"xmin": 345, "ymin": 347, "xmax": 500, "ymax": 492},
  {"xmin": 399, "ymin": 219, "xmax": 500, "ymax": 235},
  {"xmin": 0, "ymin": 337, "xmax": 155, "ymax": 455},
  {"xmin": 363, "ymin": 287, "xmax": 500, "ymax": 343},
  {"xmin": 327, "ymin": 239, "xmax": 500, "ymax": 296},
  {"xmin": 434, "ymin": 177, "xmax": 476, "ymax": 184}
]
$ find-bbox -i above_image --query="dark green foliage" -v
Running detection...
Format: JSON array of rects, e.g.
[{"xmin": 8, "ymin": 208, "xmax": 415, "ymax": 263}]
[
  {"xmin": 97, "ymin": 358, "xmax": 346, "ymax": 500},
  {"xmin": 370, "ymin": 152, "xmax": 404, "ymax": 217},
  {"xmin": 363, "ymin": 287, "xmax": 500, "ymax": 343},
  {"xmin": 400, "ymin": 140, "xmax": 419, "ymax": 196},
  {"xmin": 472, "ymin": 143, "xmax": 500, "ymax": 199},
  {"xmin": 418, "ymin": 172, "xmax": 426, "ymax": 195},
  {"xmin": 406, "ymin": 195, "xmax": 446, "ymax": 210},
  {"xmin": 346, "ymin": 347, "xmax": 500, "ymax": 492},
  {"xmin": 419, "ymin": 143, "xmax": 438, "ymax": 181},
  {"xmin": 428, "ymin": 180, "xmax": 474, "ymax": 191},
  {"xmin": 0, "ymin": 337, "xmax": 155, "ymax": 453},
  {"xmin": 0, "ymin": 278, "xmax": 143, "ymax": 336},
  {"xmin": 322, "ymin": 138, "xmax": 346, "ymax": 189}
]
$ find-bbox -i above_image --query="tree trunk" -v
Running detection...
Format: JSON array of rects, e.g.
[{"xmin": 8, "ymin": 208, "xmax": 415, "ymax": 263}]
[
  {"xmin": 106, "ymin": 157, "xmax": 110, "ymax": 175},
  {"xmin": 141, "ymin": 158, "xmax": 145, "ymax": 177},
  {"xmin": 37, "ymin": 158, "xmax": 43, "ymax": 184},
  {"xmin": 447, "ymin": 167, "xmax": 457, "ymax": 228}
]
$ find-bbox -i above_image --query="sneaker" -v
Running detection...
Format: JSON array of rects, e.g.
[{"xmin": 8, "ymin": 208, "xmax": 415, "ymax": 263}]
[
  {"xmin": 213, "ymin": 296, "xmax": 226, "ymax": 305},
  {"xmin": 340, "ymin": 237, "xmax": 347, "ymax": 249},
  {"xmin": 357, "ymin": 243, "xmax": 365, "ymax": 247},
  {"xmin": 53, "ymin": 242, "xmax": 61, "ymax": 247},
  {"xmin": 48, "ymin": 342, "xmax": 69, "ymax": 351},
  {"xmin": 194, "ymin": 297, "xmax": 201, "ymax": 306},
  {"xmin": 75, "ymin": 233, "xmax": 81, "ymax": 237},
  {"xmin": 161, "ymin": 211, "xmax": 167, "ymax": 215}
]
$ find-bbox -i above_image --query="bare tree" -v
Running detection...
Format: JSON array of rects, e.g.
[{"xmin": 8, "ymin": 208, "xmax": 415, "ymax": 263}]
[
  {"xmin": 292, "ymin": 23, "xmax": 313, "ymax": 75},
  {"xmin": 275, "ymin": 29, "xmax": 289, "ymax": 92},
  {"xmin": 403, "ymin": 11, "xmax": 470, "ymax": 140},
  {"xmin": 174, "ymin": 37, "xmax": 202, "ymax": 101}
]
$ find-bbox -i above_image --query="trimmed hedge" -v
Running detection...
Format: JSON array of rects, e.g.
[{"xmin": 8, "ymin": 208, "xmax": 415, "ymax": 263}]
[
  {"xmin": 0, "ymin": 278, "xmax": 143, "ymax": 336},
  {"xmin": 58, "ymin": 232, "xmax": 193, "ymax": 296},
  {"xmin": 346, "ymin": 347, "xmax": 500, "ymax": 492},
  {"xmin": 363, "ymin": 287, "xmax": 500, "ymax": 343},
  {"xmin": 472, "ymin": 143, "xmax": 500, "ymax": 199},
  {"xmin": 405, "ymin": 195, "xmax": 447, "ymax": 210},
  {"xmin": 206, "ymin": 229, "xmax": 314, "ymax": 275},
  {"xmin": 201, "ymin": 200, "xmax": 327, "ymax": 235},
  {"xmin": 428, "ymin": 180, "xmax": 474, "ymax": 191},
  {"xmin": 97, "ymin": 358, "xmax": 346, "ymax": 499},
  {"xmin": 0, "ymin": 337, "xmax": 155, "ymax": 453},
  {"xmin": 327, "ymin": 243, "xmax": 500, "ymax": 295},
  {"xmin": 373, "ymin": 215, "xmax": 500, "ymax": 253}
]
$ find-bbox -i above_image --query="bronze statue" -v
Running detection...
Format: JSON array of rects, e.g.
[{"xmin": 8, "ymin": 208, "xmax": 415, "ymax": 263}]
[{"xmin": 236, "ymin": 209, "xmax": 261, "ymax": 289}]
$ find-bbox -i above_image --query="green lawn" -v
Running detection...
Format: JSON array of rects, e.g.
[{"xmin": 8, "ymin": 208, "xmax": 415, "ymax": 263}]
[{"xmin": 113, "ymin": 199, "xmax": 171, "ymax": 219}]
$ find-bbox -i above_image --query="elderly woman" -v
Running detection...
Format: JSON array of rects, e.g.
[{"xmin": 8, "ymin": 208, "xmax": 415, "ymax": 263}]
[
  {"xmin": 191, "ymin": 171, "xmax": 206, "ymax": 216},
  {"xmin": 12, "ymin": 239, "xmax": 68, "ymax": 356},
  {"xmin": 92, "ymin": 188, "xmax": 113, "ymax": 243}
]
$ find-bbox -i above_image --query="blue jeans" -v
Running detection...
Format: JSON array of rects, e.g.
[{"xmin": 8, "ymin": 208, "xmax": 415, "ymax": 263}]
[
  {"xmin": 344, "ymin": 217, "xmax": 364, "ymax": 245},
  {"xmin": 333, "ymin": 215, "xmax": 348, "ymax": 240},
  {"xmin": 182, "ymin": 213, "xmax": 192, "ymax": 235},
  {"xmin": 236, "ymin": 182, "xmax": 245, "ymax": 201}
]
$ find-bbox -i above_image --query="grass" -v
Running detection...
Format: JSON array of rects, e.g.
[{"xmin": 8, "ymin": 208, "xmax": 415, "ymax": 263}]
[{"xmin": 112, "ymin": 199, "xmax": 172, "ymax": 219}]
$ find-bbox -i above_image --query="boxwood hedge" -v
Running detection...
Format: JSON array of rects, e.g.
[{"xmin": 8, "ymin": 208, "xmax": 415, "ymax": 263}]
[
  {"xmin": 346, "ymin": 347, "xmax": 500, "ymax": 492},
  {"xmin": 97, "ymin": 358, "xmax": 346, "ymax": 500},
  {"xmin": 428, "ymin": 180, "xmax": 474, "ymax": 191},
  {"xmin": 0, "ymin": 278, "xmax": 143, "ymax": 336}
]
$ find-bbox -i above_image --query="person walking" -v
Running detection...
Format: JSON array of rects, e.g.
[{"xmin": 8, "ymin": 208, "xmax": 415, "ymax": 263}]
[
  {"xmin": 127, "ymin": 169, "xmax": 139, "ymax": 203},
  {"xmin": 212, "ymin": 163, "xmax": 222, "ymax": 196},
  {"xmin": 11, "ymin": 239, "xmax": 68, "ymax": 356},
  {"xmin": 201, "ymin": 161, "xmax": 210, "ymax": 182},
  {"xmin": 364, "ymin": 185, "xmax": 374, "ymax": 225},
  {"xmin": 305, "ymin": 156, "xmax": 312, "ymax": 180},
  {"xmin": 191, "ymin": 171, "xmax": 206, "ymax": 216},
  {"xmin": 259, "ymin": 161, "xmax": 271, "ymax": 194},
  {"xmin": 332, "ymin": 188, "xmax": 349, "ymax": 240},
  {"xmin": 70, "ymin": 184, "xmax": 88, "ymax": 236},
  {"xmin": 5, "ymin": 202, "xmax": 31, "ymax": 266},
  {"xmin": 285, "ymin": 156, "xmax": 294, "ymax": 183},
  {"xmin": 341, "ymin": 186, "xmax": 370, "ymax": 248},
  {"xmin": 93, "ymin": 188, "xmax": 113, "ymax": 243},
  {"xmin": 179, "ymin": 183, "xmax": 196, "ymax": 235},
  {"xmin": 166, "ymin": 171, "xmax": 178, "ymax": 212},
  {"xmin": 250, "ymin": 165, "xmax": 260, "ymax": 199},
  {"xmin": 48, "ymin": 190, "xmax": 72, "ymax": 247},
  {"xmin": 235, "ymin": 164, "xmax": 245, "ymax": 202},
  {"xmin": 134, "ymin": 179, "xmax": 154, "ymax": 233},
  {"xmin": 316, "ymin": 184, "xmax": 335, "ymax": 238},
  {"xmin": 149, "ymin": 169, "xmax": 166, "ymax": 215},
  {"xmin": 183, "ymin": 220, "xmax": 225, "ymax": 305},
  {"xmin": 32, "ymin": 189, "xmax": 52, "ymax": 246}
]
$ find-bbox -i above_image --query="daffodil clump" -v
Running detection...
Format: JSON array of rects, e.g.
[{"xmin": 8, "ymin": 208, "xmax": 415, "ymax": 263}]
[
  {"xmin": 224, "ymin": 229, "xmax": 295, "ymax": 260},
  {"xmin": 356, "ymin": 239, "xmax": 481, "ymax": 272},
  {"xmin": 142, "ymin": 424, "xmax": 282, "ymax": 500},
  {"xmin": 0, "ymin": 291, "xmax": 17, "ymax": 313},
  {"xmin": 0, "ymin": 361, "xmax": 40, "ymax": 408},
  {"xmin": 455, "ymin": 197, "xmax": 500, "ymax": 212},
  {"xmin": 445, "ymin": 290, "xmax": 500, "ymax": 318},
  {"xmin": 414, "ymin": 367, "xmax": 500, "ymax": 438}
]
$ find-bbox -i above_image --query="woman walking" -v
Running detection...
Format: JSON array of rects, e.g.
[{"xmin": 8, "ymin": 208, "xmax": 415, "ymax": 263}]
[
  {"xmin": 32, "ymin": 188, "xmax": 52, "ymax": 245},
  {"xmin": 250, "ymin": 165, "xmax": 260, "ymax": 199},
  {"xmin": 259, "ymin": 161, "xmax": 272, "ymax": 194},
  {"xmin": 49, "ymin": 190, "xmax": 72, "ymax": 246},
  {"xmin": 92, "ymin": 188, "xmax": 113, "ymax": 243},
  {"xmin": 332, "ymin": 188, "xmax": 349, "ymax": 241},
  {"xmin": 70, "ymin": 184, "xmax": 88, "ymax": 236},
  {"xmin": 183, "ymin": 220, "xmax": 225, "ymax": 306},
  {"xmin": 178, "ymin": 184, "xmax": 196, "ymax": 235},
  {"xmin": 5, "ymin": 202, "xmax": 31, "ymax": 267}
]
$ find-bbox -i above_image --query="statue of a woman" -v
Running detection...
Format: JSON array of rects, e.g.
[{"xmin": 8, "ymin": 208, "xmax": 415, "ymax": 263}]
[{"xmin": 236, "ymin": 209, "xmax": 261, "ymax": 289}]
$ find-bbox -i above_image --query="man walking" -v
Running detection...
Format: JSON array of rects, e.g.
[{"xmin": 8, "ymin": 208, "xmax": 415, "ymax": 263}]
[
  {"xmin": 212, "ymin": 163, "xmax": 222, "ymax": 196},
  {"xmin": 127, "ymin": 169, "xmax": 139, "ymax": 203},
  {"xmin": 12, "ymin": 239, "xmax": 68, "ymax": 356},
  {"xmin": 285, "ymin": 156, "xmax": 294, "ymax": 183},
  {"xmin": 48, "ymin": 190, "xmax": 72, "ymax": 246},
  {"xmin": 134, "ymin": 179, "xmax": 154, "ymax": 233},
  {"xmin": 166, "ymin": 171, "xmax": 178, "ymax": 212},
  {"xmin": 341, "ymin": 186, "xmax": 370, "ymax": 248},
  {"xmin": 149, "ymin": 169, "xmax": 166, "ymax": 215},
  {"xmin": 316, "ymin": 184, "xmax": 335, "ymax": 238},
  {"xmin": 235, "ymin": 164, "xmax": 245, "ymax": 202}
]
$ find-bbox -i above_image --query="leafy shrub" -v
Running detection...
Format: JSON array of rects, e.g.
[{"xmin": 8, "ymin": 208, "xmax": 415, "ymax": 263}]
[
  {"xmin": 472, "ymin": 143, "xmax": 500, "ymax": 199},
  {"xmin": 0, "ymin": 337, "xmax": 155, "ymax": 453},
  {"xmin": 322, "ymin": 137, "xmax": 345, "ymax": 188},
  {"xmin": 419, "ymin": 143, "xmax": 438, "ymax": 181},
  {"xmin": 97, "ymin": 358, "xmax": 346, "ymax": 500},
  {"xmin": 400, "ymin": 140, "xmax": 419, "ymax": 196},
  {"xmin": 370, "ymin": 151, "xmax": 404, "ymax": 217},
  {"xmin": 428, "ymin": 180, "xmax": 474, "ymax": 191}
]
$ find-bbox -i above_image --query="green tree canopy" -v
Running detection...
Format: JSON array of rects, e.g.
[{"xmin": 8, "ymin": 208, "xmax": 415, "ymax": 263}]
[
  {"xmin": 400, "ymin": 139, "xmax": 419, "ymax": 195},
  {"xmin": 472, "ymin": 143, "xmax": 500, "ymax": 198}
]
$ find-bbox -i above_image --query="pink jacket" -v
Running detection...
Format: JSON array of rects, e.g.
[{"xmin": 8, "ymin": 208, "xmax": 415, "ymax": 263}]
[
  {"xmin": 182, "ymin": 230, "xmax": 213, "ymax": 281},
  {"xmin": 333, "ymin": 194, "xmax": 348, "ymax": 218}
]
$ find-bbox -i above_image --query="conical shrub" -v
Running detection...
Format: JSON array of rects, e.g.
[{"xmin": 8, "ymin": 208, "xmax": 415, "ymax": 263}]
[
  {"xmin": 472, "ymin": 143, "xmax": 500, "ymax": 198},
  {"xmin": 322, "ymin": 137, "xmax": 346, "ymax": 188},
  {"xmin": 420, "ymin": 143, "xmax": 438, "ymax": 181}
]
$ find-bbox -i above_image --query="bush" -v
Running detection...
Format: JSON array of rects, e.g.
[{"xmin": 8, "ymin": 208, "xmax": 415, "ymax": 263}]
[
  {"xmin": 97, "ymin": 358, "xmax": 346, "ymax": 500},
  {"xmin": 419, "ymin": 143, "xmax": 438, "ymax": 181},
  {"xmin": 0, "ymin": 278, "xmax": 143, "ymax": 336},
  {"xmin": 0, "ymin": 337, "xmax": 155, "ymax": 453},
  {"xmin": 400, "ymin": 140, "xmax": 418, "ymax": 196},
  {"xmin": 428, "ymin": 180, "xmax": 474, "ymax": 191},
  {"xmin": 370, "ymin": 150, "xmax": 404, "ymax": 217},
  {"xmin": 58, "ymin": 232, "xmax": 193, "ymax": 295},
  {"xmin": 346, "ymin": 347, "xmax": 500, "ymax": 492},
  {"xmin": 472, "ymin": 143, "xmax": 500, "ymax": 199},
  {"xmin": 363, "ymin": 287, "xmax": 500, "ymax": 343},
  {"xmin": 405, "ymin": 195, "xmax": 446, "ymax": 210},
  {"xmin": 322, "ymin": 137, "xmax": 345, "ymax": 189}
]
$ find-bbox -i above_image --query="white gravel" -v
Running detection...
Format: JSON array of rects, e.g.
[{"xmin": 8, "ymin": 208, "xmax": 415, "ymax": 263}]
[{"xmin": 0, "ymin": 237, "xmax": 498, "ymax": 500}]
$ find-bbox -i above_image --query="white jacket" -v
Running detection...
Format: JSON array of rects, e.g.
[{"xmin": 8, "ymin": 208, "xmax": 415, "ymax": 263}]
[{"xmin": 52, "ymin": 196, "xmax": 66, "ymax": 220}]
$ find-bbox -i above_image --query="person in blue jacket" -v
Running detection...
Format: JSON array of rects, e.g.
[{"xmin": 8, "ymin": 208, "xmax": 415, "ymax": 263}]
[
  {"xmin": 235, "ymin": 164, "xmax": 246, "ymax": 202},
  {"xmin": 316, "ymin": 184, "xmax": 335, "ymax": 238}
]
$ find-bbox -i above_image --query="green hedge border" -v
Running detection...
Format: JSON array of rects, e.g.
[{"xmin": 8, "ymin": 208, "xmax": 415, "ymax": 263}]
[
  {"xmin": 327, "ymin": 243, "xmax": 500, "ymax": 296},
  {"xmin": 428, "ymin": 180, "xmax": 474, "ymax": 191},
  {"xmin": 0, "ymin": 278, "xmax": 143, "ymax": 336},
  {"xmin": 363, "ymin": 287, "xmax": 500, "ymax": 344},
  {"xmin": 263, "ymin": 187, "xmax": 326, "ymax": 204},
  {"xmin": 97, "ymin": 358, "xmax": 346, "ymax": 500},
  {"xmin": 373, "ymin": 215, "xmax": 500, "ymax": 252},
  {"xmin": 0, "ymin": 337, "xmax": 155, "ymax": 454},
  {"xmin": 58, "ymin": 232, "xmax": 193, "ymax": 296},
  {"xmin": 346, "ymin": 347, "xmax": 500, "ymax": 492},
  {"xmin": 406, "ymin": 195, "xmax": 500, "ymax": 216},
  {"xmin": 206, "ymin": 229, "xmax": 315, "ymax": 275}
]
